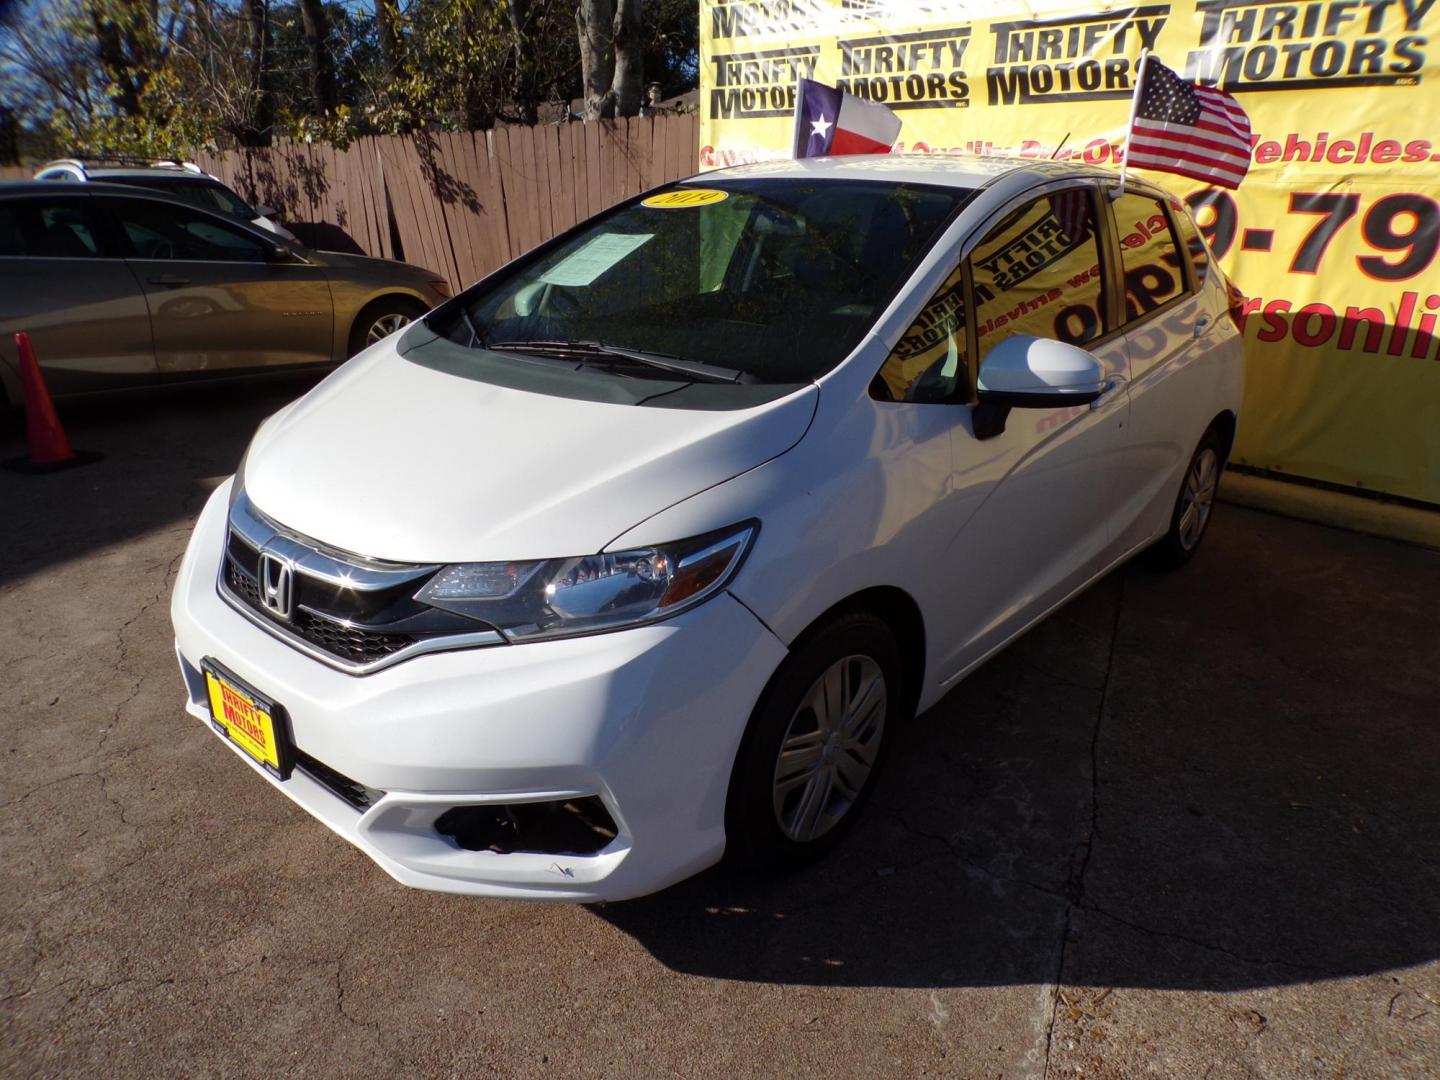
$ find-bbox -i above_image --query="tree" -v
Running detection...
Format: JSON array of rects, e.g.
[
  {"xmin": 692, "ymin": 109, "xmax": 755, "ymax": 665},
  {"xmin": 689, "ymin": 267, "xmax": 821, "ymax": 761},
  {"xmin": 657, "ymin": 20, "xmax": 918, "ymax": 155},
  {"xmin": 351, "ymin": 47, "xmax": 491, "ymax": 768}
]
[
  {"xmin": 296, "ymin": 0, "xmax": 335, "ymax": 115},
  {"xmin": 577, "ymin": 0, "xmax": 643, "ymax": 120},
  {"xmin": 241, "ymin": 0, "xmax": 275, "ymax": 143},
  {"xmin": 374, "ymin": 0, "xmax": 404, "ymax": 86}
]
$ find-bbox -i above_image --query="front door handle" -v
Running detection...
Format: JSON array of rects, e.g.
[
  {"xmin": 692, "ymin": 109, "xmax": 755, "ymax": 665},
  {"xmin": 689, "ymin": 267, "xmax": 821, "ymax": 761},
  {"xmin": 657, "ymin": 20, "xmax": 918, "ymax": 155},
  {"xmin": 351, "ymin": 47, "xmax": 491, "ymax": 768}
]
[
  {"xmin": 1090, "ymin": 375, "xmax": 1127, "ymax": 411},
  {"xmin": 147, "ymin": 275, "xmax": 190, "ymax": 287},
  {"xmin": 1194, "ymin": 314, "xmax": 1213, "ymax": 338}
]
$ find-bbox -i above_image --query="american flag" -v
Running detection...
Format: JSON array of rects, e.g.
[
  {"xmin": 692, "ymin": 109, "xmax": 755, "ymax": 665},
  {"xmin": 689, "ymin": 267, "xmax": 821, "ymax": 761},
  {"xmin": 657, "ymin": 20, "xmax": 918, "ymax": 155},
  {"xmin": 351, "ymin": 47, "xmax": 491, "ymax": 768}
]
[
  {"xmin": 1126, "ymin": 57, "xmax": 1252, "ymax": 190},
  {"xmin": 1047, "ymin": 189, "xmax": 1093, "ymax": 243}
]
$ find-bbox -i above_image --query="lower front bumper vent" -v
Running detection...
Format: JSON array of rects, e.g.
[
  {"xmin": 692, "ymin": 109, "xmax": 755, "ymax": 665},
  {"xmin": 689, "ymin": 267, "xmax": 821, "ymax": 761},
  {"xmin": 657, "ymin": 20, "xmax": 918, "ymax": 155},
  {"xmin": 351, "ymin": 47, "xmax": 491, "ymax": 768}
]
[
  {"xmin": 435, "ymin": 799, "xmax": 619, "ymax": 856},
  {"xmin": 293, "ymin": 747, "xmax": 384, "ymax": 811}
]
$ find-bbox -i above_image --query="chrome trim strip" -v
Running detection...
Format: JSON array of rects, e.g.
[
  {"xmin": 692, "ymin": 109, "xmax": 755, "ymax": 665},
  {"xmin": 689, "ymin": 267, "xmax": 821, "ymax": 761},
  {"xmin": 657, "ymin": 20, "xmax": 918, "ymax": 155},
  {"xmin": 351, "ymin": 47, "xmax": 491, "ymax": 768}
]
[
  {"xmin": 217, "ymin": 565, "xmax": 506, "ymax": 675},
  {"xmin": 230, "ymin": 490, "xmax": 439, "ymax": 592},
  {"xmin": 221, "ymin": 492, "xmax": 504, "ymax": 675}
]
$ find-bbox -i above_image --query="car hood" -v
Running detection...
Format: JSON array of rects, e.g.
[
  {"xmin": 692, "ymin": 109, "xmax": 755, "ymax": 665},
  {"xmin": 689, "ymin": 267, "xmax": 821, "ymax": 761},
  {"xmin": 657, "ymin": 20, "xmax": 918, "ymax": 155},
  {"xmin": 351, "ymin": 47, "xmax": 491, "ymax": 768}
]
[
  {"xmin": 312, "ymin": 249, "xmax": 433, "ymax": 279},
  {"xmin": 242, "ymin": 343, "xmax": 818, "ymax": 563}
]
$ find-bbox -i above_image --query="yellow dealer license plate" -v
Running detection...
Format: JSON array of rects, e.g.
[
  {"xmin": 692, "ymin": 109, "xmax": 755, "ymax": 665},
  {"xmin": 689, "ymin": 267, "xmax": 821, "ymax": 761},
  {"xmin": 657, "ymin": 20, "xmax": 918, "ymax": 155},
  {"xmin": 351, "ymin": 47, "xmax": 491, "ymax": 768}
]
[{"xmin": 203, "ymin": 661, "xmax": 290, "ymax": 779}]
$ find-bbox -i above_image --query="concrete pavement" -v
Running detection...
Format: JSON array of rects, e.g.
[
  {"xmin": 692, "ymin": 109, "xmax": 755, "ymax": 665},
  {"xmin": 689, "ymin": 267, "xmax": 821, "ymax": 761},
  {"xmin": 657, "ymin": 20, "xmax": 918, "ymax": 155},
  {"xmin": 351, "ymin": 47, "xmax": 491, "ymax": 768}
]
[{"xmin": 2, "ymin": 381, "xmax": 1437, "ymax": 1077}]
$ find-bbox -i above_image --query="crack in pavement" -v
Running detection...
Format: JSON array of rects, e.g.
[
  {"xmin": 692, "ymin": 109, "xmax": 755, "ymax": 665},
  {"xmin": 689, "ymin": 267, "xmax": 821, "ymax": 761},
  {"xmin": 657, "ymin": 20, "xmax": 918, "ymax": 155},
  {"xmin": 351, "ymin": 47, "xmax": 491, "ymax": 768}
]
[{"xmin": 1043, "ymin": 570, "xmax": 1125, "ymax": 1079}]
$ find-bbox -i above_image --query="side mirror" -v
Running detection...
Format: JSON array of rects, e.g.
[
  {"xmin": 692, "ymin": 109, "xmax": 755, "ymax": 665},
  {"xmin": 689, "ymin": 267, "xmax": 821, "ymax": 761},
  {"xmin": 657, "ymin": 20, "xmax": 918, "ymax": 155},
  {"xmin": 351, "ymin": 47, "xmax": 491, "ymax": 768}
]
[
  {"xmin": 255, "ymin": 204, "xmax": 278, "ymax": 219},
  {"xmin": 265, "ymin": 243, "xmax": 295, "ymax": 263},
  {"xmin": 976, "ymin": 335, "xmax": 1107, "ymax": 408},
  {"xmin": 971, "ymin": 336, "xmax": 1110, "ymax": 440}
]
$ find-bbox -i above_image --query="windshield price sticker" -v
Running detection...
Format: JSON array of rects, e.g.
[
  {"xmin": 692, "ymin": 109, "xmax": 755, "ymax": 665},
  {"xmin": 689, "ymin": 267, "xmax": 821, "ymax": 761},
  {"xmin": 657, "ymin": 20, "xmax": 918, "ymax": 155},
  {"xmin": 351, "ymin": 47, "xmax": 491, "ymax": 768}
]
[
  {"xmin": 539, "ymin": 233, "xmax": 655, "ymax": 287},
  {"xmin": 641, "ymin": 189, "xmax": 730, "ymax": 209}
]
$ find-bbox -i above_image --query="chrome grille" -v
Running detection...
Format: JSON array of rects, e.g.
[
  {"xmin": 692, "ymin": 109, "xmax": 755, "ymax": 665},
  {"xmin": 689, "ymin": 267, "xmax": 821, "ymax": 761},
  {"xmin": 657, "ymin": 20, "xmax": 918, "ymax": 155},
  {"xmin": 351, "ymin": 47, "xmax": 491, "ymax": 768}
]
[
  {"xmin": 293, "ymin": 609, "xmax": 417, "ymax": 664},
  {"xmin": 218, "ymin": 489, "xmax": 506, "ymax": 674}
]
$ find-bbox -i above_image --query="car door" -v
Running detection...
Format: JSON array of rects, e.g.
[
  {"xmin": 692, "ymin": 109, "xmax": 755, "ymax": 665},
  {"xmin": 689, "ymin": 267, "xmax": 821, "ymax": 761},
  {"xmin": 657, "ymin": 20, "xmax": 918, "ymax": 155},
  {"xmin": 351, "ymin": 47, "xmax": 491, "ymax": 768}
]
[
  {"xmin": 0, "ymin": 192, "xmax": 156, "ymax": 397},
  {"xmin": 1107, "ymin": 190, "xmax": 1226, "ymax": 554},
  {"xmin": 97, "ymin": 194, "xmax": 334, "ymax": 378},
  {"xmin": 928, "ymin": 183, "xmax": 1132, "ymax": 680}
]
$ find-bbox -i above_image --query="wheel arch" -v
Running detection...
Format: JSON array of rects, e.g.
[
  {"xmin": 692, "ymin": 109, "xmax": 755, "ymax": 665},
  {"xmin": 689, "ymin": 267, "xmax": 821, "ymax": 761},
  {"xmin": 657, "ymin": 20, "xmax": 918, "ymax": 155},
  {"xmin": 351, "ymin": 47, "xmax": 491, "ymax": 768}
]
[
  {"xmin": 345, "ymin": 292, "xmax": 431, "ymax": 358},
  {"xmin": 1209, "ymin": 409, "xmax": 1238, "ymax": 464},
  {"xmin": 788, "ymin": 585, "xmax": 927, "ymax": 719}
]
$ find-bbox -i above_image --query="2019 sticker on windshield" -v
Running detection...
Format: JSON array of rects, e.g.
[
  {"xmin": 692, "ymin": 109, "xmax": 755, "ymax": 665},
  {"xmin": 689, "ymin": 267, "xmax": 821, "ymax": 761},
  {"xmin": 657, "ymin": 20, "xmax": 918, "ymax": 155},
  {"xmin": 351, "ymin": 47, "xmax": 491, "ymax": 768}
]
[
  {"xmin": 641, "ymin": 189, "xmax": 729, "ymax": 209},
  {"xmin": 538, "ymin": 232, "xmax": 655, "ymax": 287}
]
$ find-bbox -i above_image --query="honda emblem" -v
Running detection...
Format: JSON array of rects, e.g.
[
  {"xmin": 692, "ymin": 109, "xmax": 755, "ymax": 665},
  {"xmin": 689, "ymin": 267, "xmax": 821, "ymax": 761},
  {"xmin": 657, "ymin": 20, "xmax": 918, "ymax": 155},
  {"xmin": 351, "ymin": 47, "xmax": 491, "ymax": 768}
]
[{"xmin": 257, "ymin": 551, "xmax": 295, "ymax": 620}]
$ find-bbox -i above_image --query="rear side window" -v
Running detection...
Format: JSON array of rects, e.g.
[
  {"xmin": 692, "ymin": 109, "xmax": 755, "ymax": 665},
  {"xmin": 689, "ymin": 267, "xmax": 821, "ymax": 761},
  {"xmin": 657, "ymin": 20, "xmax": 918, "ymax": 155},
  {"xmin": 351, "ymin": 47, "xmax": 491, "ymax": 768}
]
[
  {"xmin": 1170, "ymin": 201, "xmax": 1211, "ymax": 286},
  {"xmin": 971, "ymin": 187, "xmax": 1108, "ymax": 362},
  {"xmin": 1113, "ymin": 193, "xmax": 1187, "ymax": 321},
  {"xmin": 0, "ymin": 199, "xmax": 102, "ymax": 258}
]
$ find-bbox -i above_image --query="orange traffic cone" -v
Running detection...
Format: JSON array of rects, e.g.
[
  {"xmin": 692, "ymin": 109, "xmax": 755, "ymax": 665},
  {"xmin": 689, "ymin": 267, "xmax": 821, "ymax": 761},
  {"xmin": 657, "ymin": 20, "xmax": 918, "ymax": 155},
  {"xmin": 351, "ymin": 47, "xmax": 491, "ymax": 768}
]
[{"xmin": 3, "ymin": 332, "xmax": 101, "ymax": 473}]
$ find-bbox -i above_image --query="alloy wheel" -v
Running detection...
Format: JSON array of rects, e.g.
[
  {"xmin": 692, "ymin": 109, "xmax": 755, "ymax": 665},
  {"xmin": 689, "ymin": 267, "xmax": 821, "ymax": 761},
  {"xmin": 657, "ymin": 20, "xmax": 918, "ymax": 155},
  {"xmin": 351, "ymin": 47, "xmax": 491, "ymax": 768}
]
[
  {"xmin": 1178, "ymin": 446, "xmax": 1219, "ymax": 551},
  {"xmin": 365, "ymin": 312, "xmax": 413, "ymax": 346},
  {"xmin": 772, "ymin": 654, "xmax": 887, "ymax": 843}
]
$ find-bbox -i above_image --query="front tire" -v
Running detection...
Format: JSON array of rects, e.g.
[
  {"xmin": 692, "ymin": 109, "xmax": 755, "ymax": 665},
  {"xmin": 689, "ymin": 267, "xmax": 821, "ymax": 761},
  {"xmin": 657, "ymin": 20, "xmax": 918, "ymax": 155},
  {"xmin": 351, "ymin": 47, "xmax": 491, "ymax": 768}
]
[
  {"xmin": 726, "ymin": 612, "xmax": 902, "ymax": 868},
  {"xmin": 1147, "ymin": 429, "xmax": 1224, "ymax": 569}
]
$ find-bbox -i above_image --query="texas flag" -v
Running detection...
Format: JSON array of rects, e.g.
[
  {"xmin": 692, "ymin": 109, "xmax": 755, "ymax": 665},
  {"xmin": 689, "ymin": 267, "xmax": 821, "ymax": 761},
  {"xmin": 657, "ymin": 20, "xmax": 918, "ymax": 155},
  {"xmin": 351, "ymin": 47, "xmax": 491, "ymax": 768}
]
[{"xmin": 792, "ymin": 78, "xmax": 902, "ymax": 159}]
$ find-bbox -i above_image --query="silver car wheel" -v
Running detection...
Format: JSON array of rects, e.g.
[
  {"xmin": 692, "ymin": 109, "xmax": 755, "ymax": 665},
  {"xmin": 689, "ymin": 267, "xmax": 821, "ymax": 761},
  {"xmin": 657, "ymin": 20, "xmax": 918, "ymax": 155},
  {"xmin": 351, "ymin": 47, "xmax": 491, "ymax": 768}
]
[
  {"xmin": 365, "ymin": 312, "xmax": 413, "ymax": 346},
  {"xmin": 772, "ymin": 654, "xmax": 886, "ymax": 843},
  {"xmin": 1178, "ymin": 446, "xmax": 1219, "ymax": 551}
]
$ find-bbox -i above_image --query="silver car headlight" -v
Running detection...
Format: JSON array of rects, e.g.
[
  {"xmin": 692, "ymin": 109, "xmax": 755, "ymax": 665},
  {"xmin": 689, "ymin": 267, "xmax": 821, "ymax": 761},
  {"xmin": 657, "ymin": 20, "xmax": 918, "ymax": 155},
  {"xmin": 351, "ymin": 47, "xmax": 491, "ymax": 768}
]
[{"xmin": 414, "ymin": 522, "xmax": 758, "ymax": 642}]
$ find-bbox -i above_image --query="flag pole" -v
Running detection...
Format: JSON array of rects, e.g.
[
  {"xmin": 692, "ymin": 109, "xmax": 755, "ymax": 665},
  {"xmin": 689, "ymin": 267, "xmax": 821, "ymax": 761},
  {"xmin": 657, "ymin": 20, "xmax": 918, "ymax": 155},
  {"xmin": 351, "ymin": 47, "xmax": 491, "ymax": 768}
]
[
  {"xmin": 791, "ymin": 77, "xmax": 809, "ymax": 159},
  {"xmin": 1115, "ymin": 49, "xmax": 1149, "ymax": 199}
]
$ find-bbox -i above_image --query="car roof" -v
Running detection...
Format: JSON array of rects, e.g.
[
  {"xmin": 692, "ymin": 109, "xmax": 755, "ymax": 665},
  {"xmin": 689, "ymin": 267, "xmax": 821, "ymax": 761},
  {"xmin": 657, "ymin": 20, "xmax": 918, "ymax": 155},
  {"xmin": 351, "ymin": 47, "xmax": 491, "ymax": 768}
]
[
  {"xmin": 37, "ymin": 159, "xmax": 209, "ymax": 179},
  {"xmin": 86, "ymin": 168, "xmax": 219, "ymax": 182},
  {"xmin": 694, "ymin": 153, "xmax": 1125, "ymax": 191},
  {"xmin": 0, "ymin": 179, "xmax": 207, "ymax": 198}
]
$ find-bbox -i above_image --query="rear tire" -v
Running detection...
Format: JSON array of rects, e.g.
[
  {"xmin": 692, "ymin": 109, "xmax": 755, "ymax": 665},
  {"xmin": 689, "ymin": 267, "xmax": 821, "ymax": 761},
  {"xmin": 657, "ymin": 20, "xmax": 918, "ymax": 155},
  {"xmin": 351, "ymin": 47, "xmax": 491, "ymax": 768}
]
[
  {"xmin": 347, "ymin": 296, "xmax": 427, "ymax": 358},
  {"xmin": 1146, "ymin": 429, "xmax": 1224, "ymax": 570},
  {"xmin": 726, "ymin": 611, "xmax": 902, "ymax": 868}
]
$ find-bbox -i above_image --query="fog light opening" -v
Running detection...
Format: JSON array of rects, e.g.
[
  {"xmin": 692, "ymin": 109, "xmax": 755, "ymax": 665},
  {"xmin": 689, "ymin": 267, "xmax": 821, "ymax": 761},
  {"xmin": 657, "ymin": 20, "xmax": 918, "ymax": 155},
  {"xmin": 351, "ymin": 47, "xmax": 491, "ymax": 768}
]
[{"xmin": 435, "ymin": 797, "xmax": 618, "ymax": 856}]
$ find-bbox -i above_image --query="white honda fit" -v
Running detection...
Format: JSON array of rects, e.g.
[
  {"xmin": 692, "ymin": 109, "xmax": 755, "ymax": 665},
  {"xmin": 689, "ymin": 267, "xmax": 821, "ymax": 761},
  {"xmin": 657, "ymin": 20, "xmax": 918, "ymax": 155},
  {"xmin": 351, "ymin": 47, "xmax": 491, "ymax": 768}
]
[{"xmin": 172, "ymin": 155, "xmax": 1244, "ymax": 900}]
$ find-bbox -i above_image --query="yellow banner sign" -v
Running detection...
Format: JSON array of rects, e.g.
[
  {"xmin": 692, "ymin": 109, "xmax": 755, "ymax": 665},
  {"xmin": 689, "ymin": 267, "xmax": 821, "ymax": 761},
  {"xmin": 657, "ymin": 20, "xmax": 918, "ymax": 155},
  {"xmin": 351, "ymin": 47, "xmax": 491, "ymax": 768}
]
[{"xmin": 699, "ymin": 0, "xmax": 1440, "ymax": 505}]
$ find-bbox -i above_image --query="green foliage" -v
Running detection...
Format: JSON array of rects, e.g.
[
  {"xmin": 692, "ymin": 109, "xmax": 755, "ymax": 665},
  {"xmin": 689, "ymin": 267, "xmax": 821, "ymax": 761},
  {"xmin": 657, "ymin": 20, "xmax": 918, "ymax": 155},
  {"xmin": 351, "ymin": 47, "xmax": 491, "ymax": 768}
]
[{"xmin": 1, "ymin": 0, "xmax": 699, "ymax": 157}]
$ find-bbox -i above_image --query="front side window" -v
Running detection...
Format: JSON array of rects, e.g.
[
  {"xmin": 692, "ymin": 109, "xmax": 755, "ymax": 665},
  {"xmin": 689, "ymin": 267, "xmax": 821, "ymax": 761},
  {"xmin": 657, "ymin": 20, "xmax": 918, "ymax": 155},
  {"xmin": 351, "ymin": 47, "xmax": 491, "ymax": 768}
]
[
  {"xmin": 0, "ymin": 199, "xmax": 102, "ymax": 258},
  {"xmin": 435, "ymin": 179, "xmax": 971, "ymax": 385},
  {"xmin": 1113, "ymin": 193, "xmax": 1187, "ymax": 321},
  {"xmin": 109, "ymin": 198, "xmax": 269, "ymax": 262},
  {"xmin": 875, "ymin": 263, "xmax": 967, "ymax": 403},
  {"xmin": 971, "ymin": 187, "xmax": 1108, "ymax": 364}
]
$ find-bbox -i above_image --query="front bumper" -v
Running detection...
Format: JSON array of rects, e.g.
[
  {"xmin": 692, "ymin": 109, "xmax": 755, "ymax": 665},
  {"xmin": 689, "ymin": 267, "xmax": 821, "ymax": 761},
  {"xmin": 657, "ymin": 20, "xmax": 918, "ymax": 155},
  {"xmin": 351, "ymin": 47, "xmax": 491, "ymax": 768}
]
[{"xmin": 171, "ymin": 479, "xmax": 787, "ymax": 901}]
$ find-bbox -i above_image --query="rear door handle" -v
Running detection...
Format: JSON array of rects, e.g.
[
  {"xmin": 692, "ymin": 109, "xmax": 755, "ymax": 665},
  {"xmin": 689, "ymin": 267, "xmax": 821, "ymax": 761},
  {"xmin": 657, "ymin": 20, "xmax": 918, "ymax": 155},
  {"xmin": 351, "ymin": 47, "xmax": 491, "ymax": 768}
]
[
  {"xmin": 1090, "ymin": 375, "xmax": 1127, "ymax": 411},
  {"xmin": 147, "ymin": 275, "xmax": 190, "ymax": 287},
  {"xmin": 1194, "ymin": 314, "xmax": 1213, "ymax": 338}
]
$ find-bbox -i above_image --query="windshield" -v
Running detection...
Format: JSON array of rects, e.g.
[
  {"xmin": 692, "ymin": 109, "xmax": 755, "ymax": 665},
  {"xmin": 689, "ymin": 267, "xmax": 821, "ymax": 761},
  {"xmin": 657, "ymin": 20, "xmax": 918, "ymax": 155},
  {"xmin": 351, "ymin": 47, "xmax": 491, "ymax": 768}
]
[
  {"xmin": 116, "ymin": 177, "xmax": 259, "ymax": 220},
  {"xmin": 433, "ymin": 178, "xmax": 970, "ymax": 385}
]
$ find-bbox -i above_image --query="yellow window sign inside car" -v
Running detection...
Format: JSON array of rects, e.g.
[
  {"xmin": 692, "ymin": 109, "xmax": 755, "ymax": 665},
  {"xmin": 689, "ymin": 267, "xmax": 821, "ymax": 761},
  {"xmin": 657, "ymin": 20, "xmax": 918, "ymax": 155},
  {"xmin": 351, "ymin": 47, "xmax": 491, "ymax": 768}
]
[{"xmin": 641, "ymin": 189, "xmax": 729, "ymax": 209}]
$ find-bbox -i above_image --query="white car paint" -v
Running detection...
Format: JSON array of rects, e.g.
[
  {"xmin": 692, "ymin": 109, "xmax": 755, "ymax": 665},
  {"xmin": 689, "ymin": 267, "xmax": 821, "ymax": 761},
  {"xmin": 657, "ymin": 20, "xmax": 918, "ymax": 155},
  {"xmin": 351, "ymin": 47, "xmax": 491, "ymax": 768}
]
[{"xmin": 172, "ymin": 155, "xmax": 1244, "ymax": 900}]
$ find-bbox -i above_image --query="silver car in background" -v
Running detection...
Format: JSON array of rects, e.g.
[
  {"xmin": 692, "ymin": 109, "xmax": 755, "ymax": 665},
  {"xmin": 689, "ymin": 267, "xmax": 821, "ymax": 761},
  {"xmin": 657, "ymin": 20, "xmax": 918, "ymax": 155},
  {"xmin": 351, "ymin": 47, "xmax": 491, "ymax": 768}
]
[
  {"xmin": 0, "ymin": 181, "xmax": 450, "ymax": 405},
  {"xmin": 35, "ymin": 157, "xmax": 299, "ymax": 242}
]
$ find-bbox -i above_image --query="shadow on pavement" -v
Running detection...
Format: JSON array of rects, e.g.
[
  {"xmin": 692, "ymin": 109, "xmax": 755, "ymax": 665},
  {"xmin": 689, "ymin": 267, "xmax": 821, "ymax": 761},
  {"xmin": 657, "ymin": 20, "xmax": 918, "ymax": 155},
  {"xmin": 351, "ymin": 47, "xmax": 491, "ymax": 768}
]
[
  {"xmin": 0, "ymin": 373, "xmax": 323, "ymax": 587},
  {"xmin": 593, "ymin": 510, "xmax": 1440, "ymax": 991}
]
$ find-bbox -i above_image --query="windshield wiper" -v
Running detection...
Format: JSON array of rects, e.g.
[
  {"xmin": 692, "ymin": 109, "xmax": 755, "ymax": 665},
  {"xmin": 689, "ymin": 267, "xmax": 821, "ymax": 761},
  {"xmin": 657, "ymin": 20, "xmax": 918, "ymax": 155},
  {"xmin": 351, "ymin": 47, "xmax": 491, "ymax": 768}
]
[{"xmin": 492, "ymin": 339, "xmax": 755, "ymax": 385}]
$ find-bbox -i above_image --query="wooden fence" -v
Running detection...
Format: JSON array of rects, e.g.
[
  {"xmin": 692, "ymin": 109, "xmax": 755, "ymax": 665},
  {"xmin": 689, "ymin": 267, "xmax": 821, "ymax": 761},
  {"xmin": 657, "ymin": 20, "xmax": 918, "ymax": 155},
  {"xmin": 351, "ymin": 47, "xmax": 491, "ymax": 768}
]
[
  {"xmin": 0, "ymin": 114, "xmax": 698, "ymax": 291},
  {"xmin": 193, "ymin": 113, "xmax": 700, "ymax": 294}
]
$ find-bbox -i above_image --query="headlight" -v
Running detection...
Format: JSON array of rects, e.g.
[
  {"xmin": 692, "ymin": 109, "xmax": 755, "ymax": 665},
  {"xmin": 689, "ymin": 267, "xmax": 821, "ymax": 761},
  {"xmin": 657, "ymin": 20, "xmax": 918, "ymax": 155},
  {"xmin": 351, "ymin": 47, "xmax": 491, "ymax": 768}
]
[{"xmin": 414, "ymin": 522, "xmax": 757, "ymax": 642}]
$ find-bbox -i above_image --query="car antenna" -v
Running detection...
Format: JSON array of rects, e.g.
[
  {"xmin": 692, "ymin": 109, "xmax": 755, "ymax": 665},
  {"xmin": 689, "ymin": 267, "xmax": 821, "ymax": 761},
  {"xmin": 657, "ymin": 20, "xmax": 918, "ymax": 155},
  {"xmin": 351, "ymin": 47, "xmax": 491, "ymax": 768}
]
[{"xmin": 1050, "ymin": 133, "xmax": 1071, "ymax": 159}]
